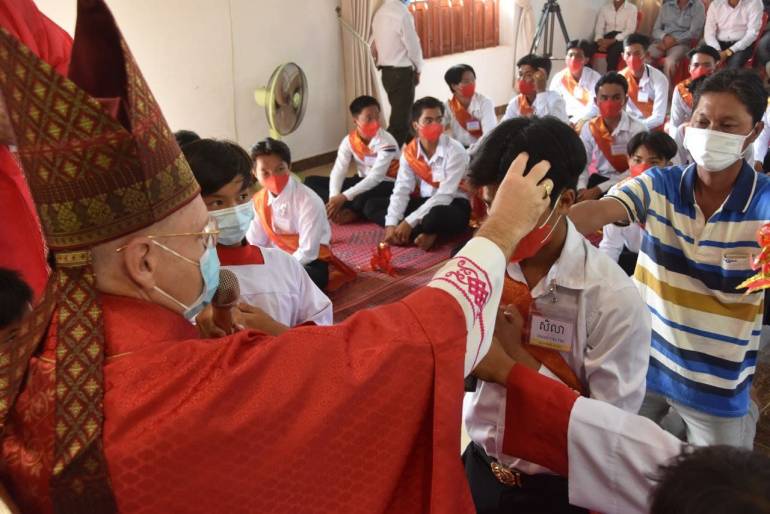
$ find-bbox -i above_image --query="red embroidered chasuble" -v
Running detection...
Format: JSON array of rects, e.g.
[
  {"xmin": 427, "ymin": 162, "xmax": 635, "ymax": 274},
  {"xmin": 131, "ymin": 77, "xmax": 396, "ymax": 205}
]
[{"xmin": 1, "ymin": 289, "xmax": 477, "ymax": 513}]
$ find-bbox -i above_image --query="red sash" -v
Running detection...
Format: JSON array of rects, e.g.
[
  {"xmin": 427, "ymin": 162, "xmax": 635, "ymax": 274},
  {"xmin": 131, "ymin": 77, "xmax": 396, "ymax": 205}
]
[
  {"xmin": 403, "ymin": 139, "xmax": 439, "ymax": 188},
  {"xmin": 561, "ymin": 71, "xmax": 589, "ymax": 106},
  {"xmin": 348, "ymin": 130, "xmax": 399, "ymax": 179},
  {"xmin": 588, "ymin": 116, "xmax": 629, "ymax": 173},
  {"xmin": 621, "ymin": 67, "xmax": 654, "ymax": 118},
  {"xmin": 448, "ymin": 96, "xmax": 483, "ymax": 137},
  {"xmin": 517, "ymin": 94, "xmax": 534, "ymax": 117},
  {"xmin": 501, "ymin": 277, "xmax": 587, "ymax": 396},
  {"xmin": 676, "ymin": 78, "xmax": 693, "ymax": 109},
  {"xmin": 253, "ymin": 189, "xmax": 356, "ymax": 291}
]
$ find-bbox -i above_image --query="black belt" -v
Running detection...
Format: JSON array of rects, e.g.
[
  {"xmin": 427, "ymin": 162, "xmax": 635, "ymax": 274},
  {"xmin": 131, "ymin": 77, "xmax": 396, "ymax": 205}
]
[
  {"xmin": 378, "ymin": 65, "xmax": 413, "ymax": 70},
  {"xmin": 472, "ymin": 442, "xmax": 568, "ymax": 491}
]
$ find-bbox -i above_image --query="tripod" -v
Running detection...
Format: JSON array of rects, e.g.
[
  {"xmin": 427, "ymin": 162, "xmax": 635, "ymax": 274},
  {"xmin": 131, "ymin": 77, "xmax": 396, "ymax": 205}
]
[{"xmin": 529, "ymin": 0, "xmax": 570, "ymax": 59}]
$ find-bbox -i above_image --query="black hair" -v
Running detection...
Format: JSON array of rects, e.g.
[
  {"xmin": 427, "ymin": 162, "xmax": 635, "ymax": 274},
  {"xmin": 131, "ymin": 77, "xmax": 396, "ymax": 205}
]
[
  {"xmin": 174, "ymin": 130, "xmax": 200, "ymax": 148},
  {"xmin": 468, "ymin": 116, "xmax": 587, "ymax": 206},
  {"xmin": 444, "ymin": 64, "xmax": 476, "ymax": 91},
  {"xmin": 650, "ymin": 446, "xmax": 770, "ymax": 514},
  {"xmin": 250, "ymin": 137, "xmax": 292, "ymax": 166},
  {"xmin": 624, "ymin": 33, "xmax": 651, "ymax": 51},
  {"xmin": 516, "ymin": 53, "xmax": 541, "ymax": 71},
  {"xmin": 694, "ymin": 69, "xmax": 768, "ymax": 124},
  {"xmin": 566, "ymin": 39, "xmax": 595, "ymax": 59},
  {"xmin": 183, "ymin": 139, "xmax": 254, "ymax": 196},
  {"xmin": 595, "ymin": 71, "xmax": 629, "ymax": 95},
  {"xmin": 410, "ymin": 96, "xmax": 445, "ymax": 123},
  {"xmin": 627, "ymin": 132, "xmax": 678, "ymax": 162},
  {"xmin": 349, "ymin": 95, "xmax": 380, "ymax": 116},
  {"xmin": 686, "ymin": 75, "xmax": 709, "ymax": 94},
  {"xmin": 0, "ymin": 268, "xmax": 33, "ymax": 329},
  {"xmin": 535, "ymin": 56, "xmax": 552, "ymax": 77},
  {"xmin": 687, "ymin": 44, "xmax": 721, "ymax": 63}
]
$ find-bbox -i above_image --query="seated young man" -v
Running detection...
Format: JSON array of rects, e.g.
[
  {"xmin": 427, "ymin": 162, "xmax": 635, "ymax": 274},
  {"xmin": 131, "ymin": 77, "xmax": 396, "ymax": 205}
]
[
  {"xmin": 619, "ymin": 33, "xmax": 669, "ymax": 131},
  {"xmin": 577, "ymin": 72, "xmax": 647, "ymax": 201},
  {"xmin": 366, "ymin": 97, "xmax": 470, "ymax": 251},
  {"xmin": 443, "ymin": 63, "xmax": 497, "ymax": 153},
  {"xmin": 247, "ymin": 137, "xmax": 355, "ymax": 291},
  {"xmin": 599, "ymin": 131, "xmax": 678, "ymax": 275},
  {"xmin": 304, "ymin": 95, "xmax": 400, "ymax": 225},
  {"xmin": 462, "ymin": 116, "xmax": 651, "ymax": 514},
  {"xmin": 549, "ymin": 39, "xmax": 601, "ymax": 123},
  {"xmin": 569, "ymin": 69, "xmax": 769, "ymax": 449},
  {"xmin": 183, "ymin": 138, "xmax": 333, "ymax": 327},
  {"xmin": 668, "ymin": 45, "xmax": 720, "ymax": 164},
  {"xmin": 502, "ymin": 54, "xmax": 568, "ymax": 123}
]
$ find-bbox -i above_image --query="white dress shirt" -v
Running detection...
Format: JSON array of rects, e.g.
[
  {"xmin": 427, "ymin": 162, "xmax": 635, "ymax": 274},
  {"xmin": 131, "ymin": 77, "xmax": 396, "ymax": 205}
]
[
  {"xmin": 625, "ymin": 64, "xmax": 669, "ymax": 130},
  {"xmin": 754, "ymin": 104, "xmax": 770, "ymax": 166},
  {"xmin": 578, "ymin": 111, "xmax": 647, "ymax": 191},
  {"xmin": 443, "ymin": 92, "xmax": 498, "ymax": 150},
  {"xmin": 385, "ymin": 133, "xmax": 469, "ymax": 227},
  {"xmin": 598, "ymin": 222, "xmax": 643, "ymax": 262},
  {"xmin": 668, "ymin": 83, "xmax": 691, "ymax": 139},
  {"xmin": 371, "ymin": 0, "xmax": 424, "ymax": 72},
  {"xmin": 549, "ymin": 66, "xmax": 602, "ymax": 122},
  {"xmin": 463, "ymin": 220, "xmax": 651, "ymax": 475},
  {"xmin": 246, "ymin": 177, "xmax": 331, "ymax": 265},
  {"xmin": 329, "ymin": 128, "xmax": 399, "ymax": 199},
  {"xmin": 223, "ymin": 246, "xmax": 333, "ymax": 327},
  {"xmin": 501, "ymin": 91, "xmax": 569, "ymax": 123},
  {"xmin": 704, "ymin": 0, "xmax": 764, "ymax": 52},
  {"xmin": 594, "ymin": 0, "xmax": 639, "ymax": 41}
]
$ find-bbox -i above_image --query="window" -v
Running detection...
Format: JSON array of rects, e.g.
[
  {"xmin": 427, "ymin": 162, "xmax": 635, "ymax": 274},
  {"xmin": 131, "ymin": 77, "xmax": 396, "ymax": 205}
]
[{"xmin": 408, "ymin": 0, "xmax": 500, "ymax": 59}]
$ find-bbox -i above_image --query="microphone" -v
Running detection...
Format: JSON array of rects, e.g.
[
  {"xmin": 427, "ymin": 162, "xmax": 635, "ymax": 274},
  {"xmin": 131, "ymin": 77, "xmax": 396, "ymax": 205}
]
[{"xmin": 212, "ymin": 269, "xmax": 241, "ymax": 334}]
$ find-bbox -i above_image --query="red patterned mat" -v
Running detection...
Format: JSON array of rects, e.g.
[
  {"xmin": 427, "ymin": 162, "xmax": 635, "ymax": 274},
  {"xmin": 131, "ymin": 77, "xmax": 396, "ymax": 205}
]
[{"xmin": 329, "ymin": 222, "xmax": 469, "ymax": 322}]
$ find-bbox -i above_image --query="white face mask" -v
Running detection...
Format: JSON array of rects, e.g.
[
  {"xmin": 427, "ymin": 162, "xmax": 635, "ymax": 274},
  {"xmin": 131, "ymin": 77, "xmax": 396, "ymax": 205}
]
[
  {"xmin": 683, "ymin": 126, "xmax": 754, "ymax": 173},
  {"xmin": 209, "ymin": 202, "xmax": 255, "ymax": 246}
]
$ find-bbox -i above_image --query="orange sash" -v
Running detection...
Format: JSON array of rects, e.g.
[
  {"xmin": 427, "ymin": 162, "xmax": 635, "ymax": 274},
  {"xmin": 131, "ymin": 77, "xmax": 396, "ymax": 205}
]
[
  {"xmin": 448, "ymin": 96, "xmax": 483, "ymax": 138},
  {"xmin": 561, "ymin": 71, "xmax": 589, "ymax": 106},
  {"xmin": 517, "ymin": 94, "xmax": 534, "ymax": 117},
  {"xmin": 502, "ymin": 277, "xmax": 587, "ymax": 396},
  {"xmin": 676, "ymin": 78, "xmax": 693, "ymax": 109},
  {"xmin": 403, "ymin": 139, "xmax": 439, "ymax": 188},
  {"xmin": 588, "ymin": 116, "xmax": 629, "ymax": 173},
  {"xmin": 348, "ymin": 130, "xmax": 399, "ymax": 179},
  {"xmin": 621, "ymin": 67, "xmax": 654, "ymax": 118},
  {"xmin": 253, "ymin": 189, "xmax": 356, "ymax": 291}
]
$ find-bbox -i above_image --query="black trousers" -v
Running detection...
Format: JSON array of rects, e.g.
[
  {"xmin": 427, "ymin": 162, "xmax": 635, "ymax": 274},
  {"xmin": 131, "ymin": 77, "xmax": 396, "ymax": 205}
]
[
  {"xmin": 618, "ymin": 248, "xmax": 639, "ymax": 276},
  {"xmin": 463, "ymin": 443, "xmax": 588, "ymax": 514},
  {"xmin": 366, "ymin": 196, "xmax": 471, "ymax": 238},
  {"xmin": 304, "ymin": 259, "xmax": 329, "ymax": 291},
  {"xmin": 719, "ymin": 40, "xmax": 753, "ymax": 69},
  {"xmin": 304, "ymin": 175, "xmax": 395, "ymax": 223},
  {"xmin": 604, "ymin": 40, "xmax": 624, "ymax": 71},
  {"xmin": 380, "ymin": 66, "xmax": 416, "ymax": 147}
]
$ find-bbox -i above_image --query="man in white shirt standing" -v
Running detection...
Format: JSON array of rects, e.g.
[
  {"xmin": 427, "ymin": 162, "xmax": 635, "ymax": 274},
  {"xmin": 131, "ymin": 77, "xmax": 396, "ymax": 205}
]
[
  {"xmin": 462, "ymin": 116, "xmax": 650, "ymax": 514},
  {"xmin": 592, "ymin": 0, "xmax": 639, "ymax": 73},
  {"xmin": 442, "ymin": 64, "xmax": 497, "ymax": 153},
  {"xmin": 368, "ymin": 97, "xmax": 471, "ymax": 251},
  {"xmin": 502, "ymin": 54, "xmax": 568, "ymax": 123},
  {"xmin": 619, "ymin": 33, "xmax": 670, "ymax": 131},
  {"xmin": 704, "ymin": 0, "xmax": 764, "ymax": 69},
  {"xmin": 549, "ymin": 40, "xmax": 602, "ymax": 123},
  {"xmin": 371, "ymin": 0, "xmax": 424, "ymax": 146}
]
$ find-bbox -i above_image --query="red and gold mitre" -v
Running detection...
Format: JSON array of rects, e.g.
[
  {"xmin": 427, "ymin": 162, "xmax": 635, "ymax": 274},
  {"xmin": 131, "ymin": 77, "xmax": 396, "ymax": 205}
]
[{"xmin": 0, "ymin": 1, "xmax": 200, "ymax": 512}]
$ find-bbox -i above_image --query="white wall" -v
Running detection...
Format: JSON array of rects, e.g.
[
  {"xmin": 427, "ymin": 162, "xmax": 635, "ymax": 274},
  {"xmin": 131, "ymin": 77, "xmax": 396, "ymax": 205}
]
[{"xmin": 35, "ymin": 0, "xmax": 346, "ymax": 161}]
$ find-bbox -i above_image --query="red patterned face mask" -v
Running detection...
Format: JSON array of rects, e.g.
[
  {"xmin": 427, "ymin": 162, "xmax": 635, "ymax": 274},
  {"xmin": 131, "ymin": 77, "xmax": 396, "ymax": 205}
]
[
  {"xmin": 459, "ymin": 83, "xmax": 476, "ymax": 98},
  {"xmin": 419, "ymin": 122, "xmax": 443, "ymax": 143},
  {"xmin": 509, "ymin": 194, "xmax": 562, "ymax": 263},
  {"xmin": 629, "ymin": 162, "xmax": 653, "ymax": 177},
  {"xmin": 262, "ymin": 174, "xmax": 290, "ymax": 195},
  {"xmin": 359, "ymin": 120, "xmax": 380, "ymax": 139},
  {"xmin": 599, "ymin": 99, "xmax": 623, "ymax": 118},
  {"xmin": 690, "ymin": 66, "xmax": 712, "ymax": 80},
  {"xmin": 625, "ymin": 54, "xmax": 644, "ymax": 72},
  {"xmin": 517, "ymin": 79, "xmax": 536, "ymax": 96},
  {"xmin": 566, "ymin": 57, "xmax": 583, "ymax": 74}
]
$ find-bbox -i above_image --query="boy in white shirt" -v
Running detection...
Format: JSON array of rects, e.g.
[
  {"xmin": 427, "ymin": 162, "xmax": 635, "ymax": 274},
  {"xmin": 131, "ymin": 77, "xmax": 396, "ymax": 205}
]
[
  {"xmin": 184, "ymin": 139, "xmax": 333, "ymax": 326},
  {"xmin": 247, "ymin": 138, "xmax": 355, "ymax": 291},
  {"xmin": 305, "ymin": 95, "xmax": 400, "ymax": 225},
  {"xmin": 502, "ymin": 54, "xmax": 568, "ymax": 123},
  {"xmin": 462, "ymin": 116, "xmax": 651, "ymax": 514},
  {"xmin": 619, "ymin": 33, "xmax": 669, "ymax": 131},
  {"xmin": 577, "ymin": 72, "xmax": 647, "ymax": 201},
  {"xmin": 549, "ymin": 39, "xmax": 602, "ymax": 123},
  {"xmin": 442, "ymin": 63, "xmax": 497, "ymax": 152},
  {"xmin": 599, "ymin": 131, "xmax": 678, "ymax": 275},
  {"xmin": 367, "ymin": 97, "xmax": 470, "ymax": 251}
]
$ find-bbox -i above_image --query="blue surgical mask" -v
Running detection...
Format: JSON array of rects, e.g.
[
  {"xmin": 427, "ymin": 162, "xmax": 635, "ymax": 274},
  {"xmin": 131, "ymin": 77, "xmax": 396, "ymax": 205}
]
[
  {"xmin": 210, "ymin": 202, "xmax": 255, "ymax": 246},
  {"xmin": 152, "ymin": 240, "xmax": 221, "ymax": 321}
]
